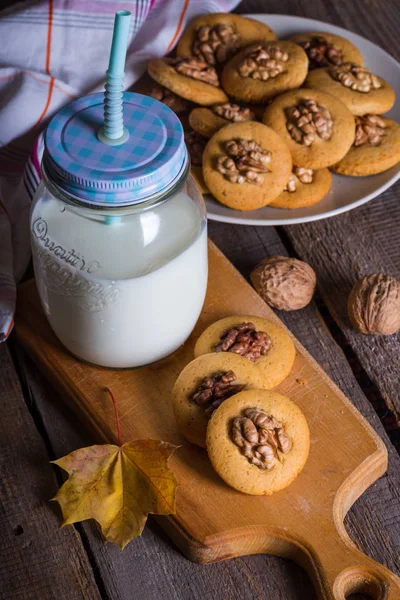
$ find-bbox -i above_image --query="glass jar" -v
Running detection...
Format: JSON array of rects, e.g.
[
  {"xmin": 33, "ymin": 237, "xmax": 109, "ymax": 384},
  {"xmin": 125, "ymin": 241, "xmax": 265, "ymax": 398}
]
[{"xmin": 30, "ymin": 92, "xmax": 208, "ymax": 368}]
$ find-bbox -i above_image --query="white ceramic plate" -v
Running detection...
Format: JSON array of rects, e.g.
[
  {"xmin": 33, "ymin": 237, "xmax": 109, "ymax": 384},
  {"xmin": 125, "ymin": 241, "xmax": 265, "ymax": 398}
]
[{"xmin": 205, "ymin": 14, "xmax": 400, "ymax": 226}]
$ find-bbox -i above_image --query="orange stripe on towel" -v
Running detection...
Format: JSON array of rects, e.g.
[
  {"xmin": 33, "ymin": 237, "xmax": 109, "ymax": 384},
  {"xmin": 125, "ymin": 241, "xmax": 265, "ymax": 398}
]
[
  {"xmin": 5, "ymin": 318, "xmax": 14, "ymax": 339},
  {"xmin": 0, "ymin": 195, "xmax": 10, "ymax": 219},
  {"xmin": 166, "ymin": 0, "xmax": 190, "ymax": 52},
  {"xmin": 45, "ymin": 0, "xmax": 54, "ymax": 76},
  {"xmin": 33, "ymin": 0, "xmax": 55, "ymax": 128}
]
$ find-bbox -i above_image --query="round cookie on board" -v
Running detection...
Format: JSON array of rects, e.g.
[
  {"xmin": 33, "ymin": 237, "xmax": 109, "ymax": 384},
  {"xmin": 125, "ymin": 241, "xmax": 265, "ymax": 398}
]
[
  {"xmin": 194, "ymin": 316, "xmax": 296, "ymax": 389},
  {"xmin": 263, "ymin": 89, "xmax": 355, "ymax": 169},
  {"xmin": 172, "ymin": 353, "xmax": 267, "ymax": 448},
  {"xmin": 206, "ymin": 389, "xmax": 310, "ymax": 495},
  {"xmin": 202, "ymin": 121, "xmax": 292, "ymax": 211},
  {"xmin": 221, "ymin": 41, "xmax": 309, "ymax": 104}
]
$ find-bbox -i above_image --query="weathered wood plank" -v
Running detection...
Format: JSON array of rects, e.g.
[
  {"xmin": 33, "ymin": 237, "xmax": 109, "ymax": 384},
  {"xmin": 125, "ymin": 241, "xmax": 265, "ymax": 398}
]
[
  {"xmin": 283, "ymin": 190, "xmax": 400, "ymax": 422},
  {"xmin": 0, "ymin": 343, "xmax": 101, "ymax": 600}
]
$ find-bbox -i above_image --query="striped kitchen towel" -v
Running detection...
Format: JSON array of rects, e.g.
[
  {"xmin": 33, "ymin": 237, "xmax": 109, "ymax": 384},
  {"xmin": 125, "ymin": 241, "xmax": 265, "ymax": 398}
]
[{"xmin": 0, "ymin": 0, "xmax": 240, "ymax": 341}]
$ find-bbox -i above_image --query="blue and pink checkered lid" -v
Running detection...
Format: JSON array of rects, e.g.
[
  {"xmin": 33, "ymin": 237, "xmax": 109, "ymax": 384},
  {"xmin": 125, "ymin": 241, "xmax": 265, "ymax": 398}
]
[{"xmin": 43, "ymin": 92, "xmax": 188, "ymax": 207}]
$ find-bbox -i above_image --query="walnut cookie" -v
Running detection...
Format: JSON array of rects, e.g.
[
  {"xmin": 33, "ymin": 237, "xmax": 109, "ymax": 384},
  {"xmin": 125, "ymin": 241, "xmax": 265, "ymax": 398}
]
[
  {"xmin": 269, "ymin": 166, "xmax": 332, "ymax": 209},
  {"xmin": 147, "ymin": 56, "xmax": 228, "ymax": 106},
  {"xmin": 172, "ymin": 353, "xmax": 267, "ymax": 449},
  {"xmin": 263, "ymin": 89, "xmax": 355, "ymax": 169},
  {"xmin": 221, "ymin": 41, "xmax": 309, "ymax": 104},
  {"xmin": 206, "ymin": 390, "xmax": 310, "ymax": 495},
  {"xmin": 331, "ymin": 115, "xmax": 400, "ymax": 176},
  {"xmin": 194, "ymin": 316, "xmax": 296, "ymax": 389},
  {"xmin": 202, "ymin": 121, "xmax": 292, "ymax": 210},
  {"xmin": 290, "ymin": 32, "xmax": 363, "ymax": 70},
  {"xmin": 305, "ymin": 63, "xmax": 395, "ymax": 116},
  {"xmin": 177, "ymin": 13, "xmax": 277, "ymax": 66},
  {"xmin": 189, "ymin": 103, "xmax": 256, "ymax": 138}
]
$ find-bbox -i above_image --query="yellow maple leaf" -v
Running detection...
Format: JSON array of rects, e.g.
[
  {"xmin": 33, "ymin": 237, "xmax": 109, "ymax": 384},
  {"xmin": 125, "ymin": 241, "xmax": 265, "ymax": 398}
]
[{"xmin": 52, "ymin": 439, "xmax": 178, "ymax": 549}]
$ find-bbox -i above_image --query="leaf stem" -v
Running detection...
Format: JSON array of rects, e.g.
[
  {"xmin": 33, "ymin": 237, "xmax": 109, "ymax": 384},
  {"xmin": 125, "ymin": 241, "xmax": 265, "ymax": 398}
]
[{"xmin": 106, "ymin": 387, "xmax": 122, "ymax": 446}]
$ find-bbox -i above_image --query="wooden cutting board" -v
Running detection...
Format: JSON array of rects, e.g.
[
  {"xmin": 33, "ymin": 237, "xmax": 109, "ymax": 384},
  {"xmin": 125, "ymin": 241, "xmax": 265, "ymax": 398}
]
[{"xmin": 15, "ymin": 240, "xmax": 400, "ymax": 600}]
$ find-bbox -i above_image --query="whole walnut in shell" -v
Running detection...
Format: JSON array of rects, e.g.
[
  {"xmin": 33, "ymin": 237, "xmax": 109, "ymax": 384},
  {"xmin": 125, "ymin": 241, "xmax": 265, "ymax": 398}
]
[
  {"xmin": 348, "ymin": 273, "xmax": 400, "ymax": 335},
  {"xmin": 251, "ymin": 256, "xmax": 316, "ymax": 311}
]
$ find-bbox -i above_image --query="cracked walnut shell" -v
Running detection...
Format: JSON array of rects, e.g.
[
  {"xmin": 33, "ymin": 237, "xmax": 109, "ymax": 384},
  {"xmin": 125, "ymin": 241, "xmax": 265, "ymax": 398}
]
[
  {"xmin": 251, "ymin": 256, "xmax": 316, "ymax": 311},
  {"xmin": 348, "ymin": 274, "xmax": 400, "ymax": 335}
]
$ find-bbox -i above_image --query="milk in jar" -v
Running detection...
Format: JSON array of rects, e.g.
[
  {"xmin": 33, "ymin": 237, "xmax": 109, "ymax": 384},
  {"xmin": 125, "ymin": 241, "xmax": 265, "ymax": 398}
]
[{"xmin": 30, "ymin": 92, "xmax": 208, "ymax": 368}]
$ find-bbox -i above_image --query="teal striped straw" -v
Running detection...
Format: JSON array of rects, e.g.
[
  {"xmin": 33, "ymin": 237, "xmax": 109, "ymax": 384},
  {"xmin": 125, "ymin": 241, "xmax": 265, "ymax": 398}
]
[
  {"xmin": 98, "ymin": 9, "xmax": 132, "ymax": 147},
  {"xmin": 98, "ymin": 10, "xmax": 132, "ymax": 224}
]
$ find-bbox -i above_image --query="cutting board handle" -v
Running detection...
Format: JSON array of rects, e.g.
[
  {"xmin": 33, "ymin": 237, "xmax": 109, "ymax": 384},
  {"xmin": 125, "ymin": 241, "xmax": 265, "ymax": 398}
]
[{"xmin": 306, "ymin": 523, "xmax": 400, "ymax": 599}]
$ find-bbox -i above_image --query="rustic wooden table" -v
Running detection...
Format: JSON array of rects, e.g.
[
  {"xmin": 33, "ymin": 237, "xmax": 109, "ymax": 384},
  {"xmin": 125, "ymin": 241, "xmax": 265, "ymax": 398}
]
[{"xmin": 1, "ymin": 1, "xmax": 400, "ymax": 599}]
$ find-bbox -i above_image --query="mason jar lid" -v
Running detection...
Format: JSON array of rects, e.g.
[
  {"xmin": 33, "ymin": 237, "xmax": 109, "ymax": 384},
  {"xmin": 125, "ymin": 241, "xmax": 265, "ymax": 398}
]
[{"xmin": 43, "ymin": 92, "xmax": 188, "ymax": 207}]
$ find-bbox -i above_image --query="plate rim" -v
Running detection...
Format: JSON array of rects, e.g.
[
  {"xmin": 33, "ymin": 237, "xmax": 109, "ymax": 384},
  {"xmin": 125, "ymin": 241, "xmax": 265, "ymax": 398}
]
[{"xmin": 206, "ymin": 13, "xmax": 400, "ymax": 226}]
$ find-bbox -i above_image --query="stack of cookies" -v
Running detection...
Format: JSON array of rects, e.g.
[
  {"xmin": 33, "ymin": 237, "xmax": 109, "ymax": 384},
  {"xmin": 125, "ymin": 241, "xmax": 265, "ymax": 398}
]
[
  {"xmin": 141, "ymin": 13, "xmax": 400, "ymax": 211},
  {"xmin": 172, "ymin": 315, "xmax": 310, "ymax": 496}
]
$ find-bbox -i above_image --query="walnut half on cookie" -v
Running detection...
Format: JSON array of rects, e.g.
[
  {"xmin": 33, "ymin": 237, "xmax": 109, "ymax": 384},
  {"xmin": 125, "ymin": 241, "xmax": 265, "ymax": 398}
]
[
  {"xmin": 202, "ymin": 121, "xmax": 292, "ymax": 210},
  {"xmin": 206, "ymin": 389, "xmax": 310, "ymax": 495}
]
